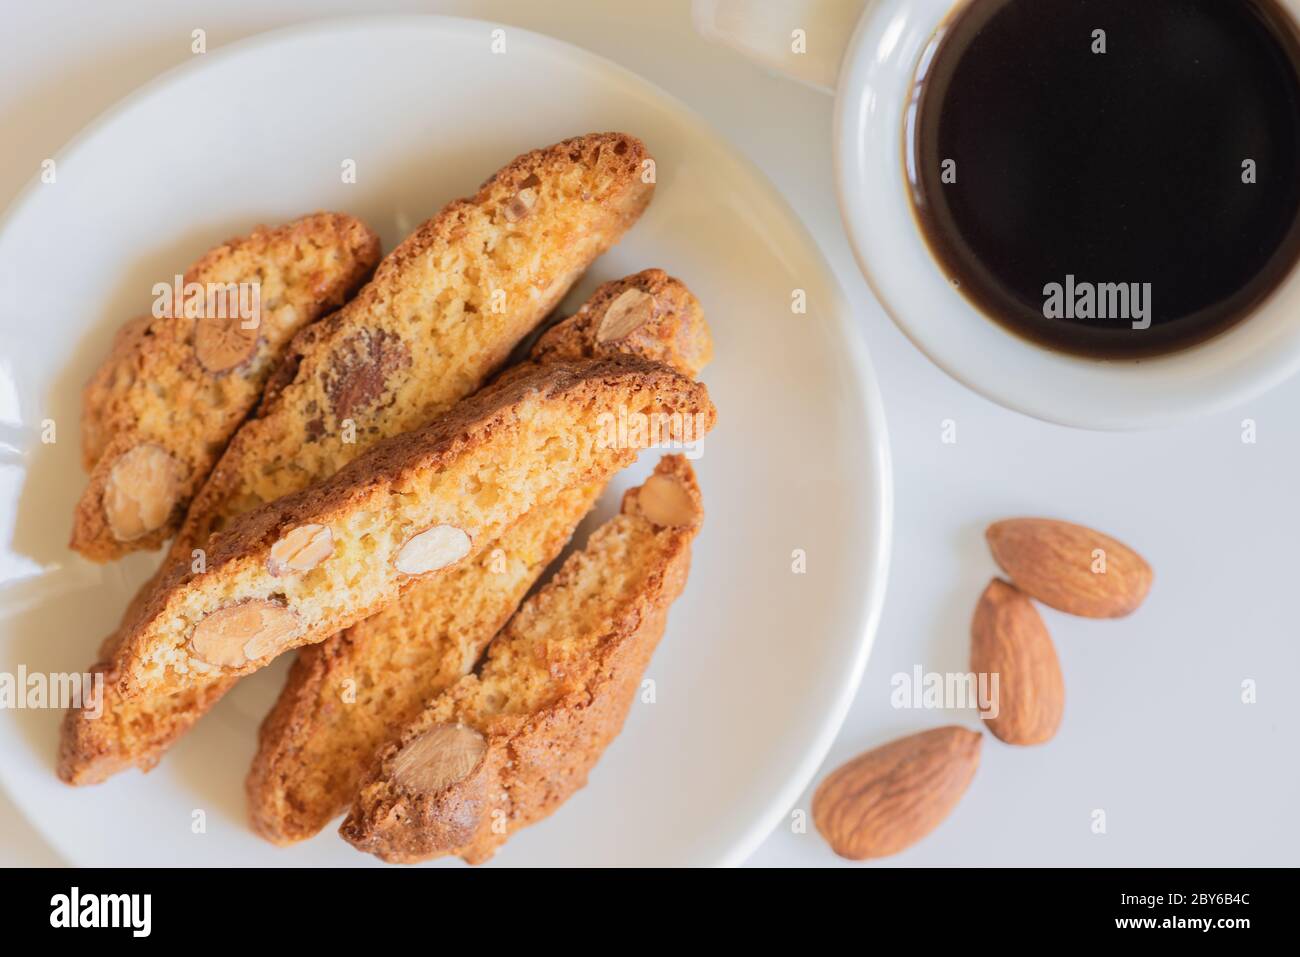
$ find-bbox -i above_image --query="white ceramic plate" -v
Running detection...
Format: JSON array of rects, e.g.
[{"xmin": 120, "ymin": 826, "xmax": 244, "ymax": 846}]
[{"xmin": 0, "ymin": 15, "xmax": 891, "ymax": 867}]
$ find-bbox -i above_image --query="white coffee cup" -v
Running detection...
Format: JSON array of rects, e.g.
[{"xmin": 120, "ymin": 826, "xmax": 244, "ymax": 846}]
[{"xmin": 695, "ymin": 0, "xmax": 1300, "ymax": 429}]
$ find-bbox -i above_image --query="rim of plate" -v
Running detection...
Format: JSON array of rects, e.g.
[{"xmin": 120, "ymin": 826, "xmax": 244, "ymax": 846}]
[{"xmin": 0, "ymin": 14, "xmax": 894, "ymax": 867}]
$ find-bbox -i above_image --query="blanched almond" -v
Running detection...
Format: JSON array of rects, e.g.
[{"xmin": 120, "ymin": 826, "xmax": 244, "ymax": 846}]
[
  {"xmin": 636, "ymin": 474, "xmax": 700, "ymax": 528},
  {"xmin": 267, "ymin": 523, "xmax": 333, "ymax": 576},
  {"xmin": 596, "ymin": 288, "xmax": 656, "ymax": 343},
  {"xmin": 391, "ymin": 724, "xmax": 486, "ymax": 794},
  {"xmin": 104, "ymin": 443, "xmax": 186, "ymax": 541},
  {"xmin": 394, "ymin": 524, "xmax": 471, "ymax": 575},
  {"xmin": 191, "ymin": 600, "xmax": 301, "ymax": 668}
]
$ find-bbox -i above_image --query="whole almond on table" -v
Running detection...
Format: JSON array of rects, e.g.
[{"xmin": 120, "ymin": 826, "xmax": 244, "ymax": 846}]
[
  {"xmin": 812, "ymin": 726, "xmax": 982, "ymax": 860},
  {"xmin": 986, "ymin": 518, "xmax": 1152, "ymax": 618},
  {"xmin": 970, "ymin": 579, "xmax": 1065, "ymax": 746}
]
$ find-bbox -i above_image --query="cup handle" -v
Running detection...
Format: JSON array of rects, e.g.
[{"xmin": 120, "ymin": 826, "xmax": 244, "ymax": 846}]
[{"xmin": 692, "ymin": 0, "xmax": 866, "ymax": 94}]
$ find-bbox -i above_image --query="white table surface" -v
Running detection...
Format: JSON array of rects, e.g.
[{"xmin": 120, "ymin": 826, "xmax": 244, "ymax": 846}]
[{"xmin": 2, "ymin": 0, "xmax": 1295, "ymax": 868}]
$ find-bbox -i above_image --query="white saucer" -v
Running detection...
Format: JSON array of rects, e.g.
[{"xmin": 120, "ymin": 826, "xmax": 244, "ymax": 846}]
[{"xmin": 0, "ymin": 15, "xmax": 891, "ymax": 866}]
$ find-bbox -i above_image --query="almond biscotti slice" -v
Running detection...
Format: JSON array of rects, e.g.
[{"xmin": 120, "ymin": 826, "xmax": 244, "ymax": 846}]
[
  {"xmin": 174, "ymin": 133, "xmax": 653, "ymax": 558},
  {"xmin": 57, "ymin": 268, "xmax": 704, "ymax": 787},
  {"xmin": 70, "ymin": 213, "xmax": 382, "ymax": 561},
  {"xmin": 246, "ymin": 481, "xmax": 603, "ymax": 842},
  {"xmin": 111, "ymin": 356, "xmax": 714, "ymax": 699},
  {"xmin": 245, "ymin": 270, "xmax": 711, "ymax": 841},
  {"xmin": 58, "ymin": 654, "xmax": 232, "ymax": 786},
  {"xmin": 340, "ymin": 456, "xmax": 702, "ymax": 864},
  {"xmin": 61, "ymin": 128, "xmax": 656, "ymax": 773},
  {"xmin": 528, "ymin": 268, "xmax": 712, "ymax": 377}
]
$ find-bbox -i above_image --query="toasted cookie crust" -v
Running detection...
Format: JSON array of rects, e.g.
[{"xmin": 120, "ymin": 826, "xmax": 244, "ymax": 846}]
[
  {"xmin": 70, "ymin": 213, "xmax": 382, "ymax": 561},
  {"xmin": 340, "ymin": 456, "xmax": 701, "ymax": 864},
  {"xmin": 111, "ymin": 357, "xmax": 714, "ymax": 699},
  {"xmin": 245, "ymin": 272, "xmax": 711, "ymax": 841}
]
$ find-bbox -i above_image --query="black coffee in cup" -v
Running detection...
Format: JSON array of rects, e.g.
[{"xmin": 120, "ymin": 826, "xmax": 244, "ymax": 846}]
[{"xmin": 908, "ymin": 0, "xmax": 1300, "ymax": 357}]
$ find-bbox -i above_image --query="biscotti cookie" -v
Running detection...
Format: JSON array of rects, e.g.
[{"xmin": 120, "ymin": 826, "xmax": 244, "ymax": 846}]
[
  {"xmin": 57, "ymin": 565, "xmax": 182, "ymax": 784},
  {"xmin": 111, "ymin": 356, "xmax": 714, "ymax": 699},
  {"xmin": 174, "ymin": 133, "xmax": 654, "ymax": 558},
  {"xmin": 61, "ymin": 130, "xmax": 656, "ymax": 779},
  {"xmin": 57, "ymin": 655, "xmax": 231, "ymax": 785},
  {"xmin": 340, "ymin": 455, "xmax": 702, "ymax": 864},
  {"xmin": 528, "ymin": 268, "xmax": 712, "ymax": 378},
  {"xmin": 57, "ymin": 268, "xmax": 706, "ymax": 787},
  {"xmin": 70, "ymin": 213, "xmax": 382, "ymax": 561},
  {"xmin": 246, "ymin": 482, "xmax": 603, "ymax": 842},
  {"xmin": 245, "ymin": 272, "xmax": 711, "ymax": 841}
]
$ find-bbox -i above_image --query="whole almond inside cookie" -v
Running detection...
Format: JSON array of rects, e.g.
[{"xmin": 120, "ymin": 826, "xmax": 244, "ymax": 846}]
[
  {"xmin": 267, "ymin": 524, "xmax": 333, "ymax": 576},
  {"xmin": 194, "ymin": 313, "xmax": 260, "ymax": 372},
  {"xmin": 395, "ymin": 525, "xmax": 472, "ymax": 575},
  {"xmin": 104, "ymin": 443, "xmax": 186, "ymax": 541},
  {"xmin": 596, "ymin": 289, "xmax": 656, "ymax": 342},
  {"xmin": 324, "ymin": 328, "xmax": 412, "ymax": 421},
  {"xmin": 636, "ymin": 474, "xmax": 700, "ymax": 527},
  {"xmin": 391, "ymin": 725, "xmax": 486, "ymax": 794},
  {"xmin": 191, "ymin": 600, "xmax": 301, "ymax": 668}
]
